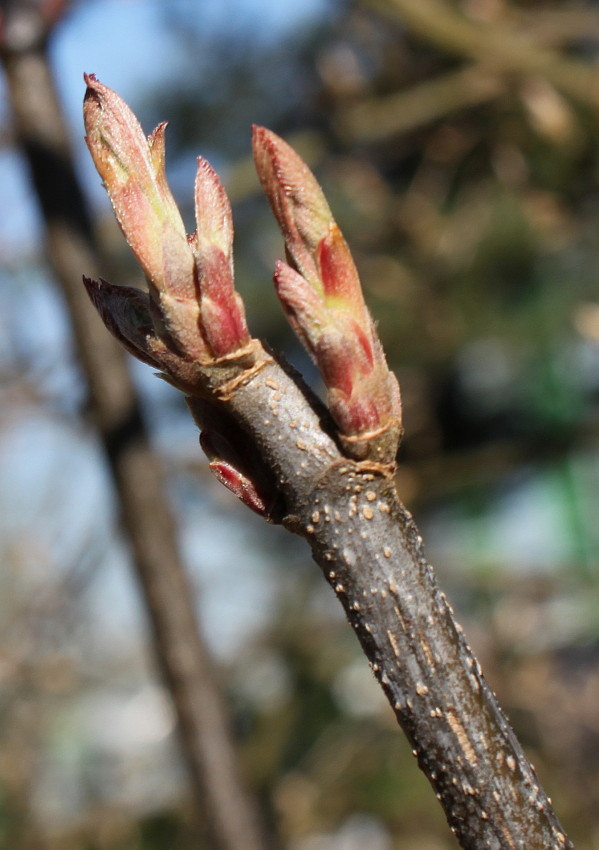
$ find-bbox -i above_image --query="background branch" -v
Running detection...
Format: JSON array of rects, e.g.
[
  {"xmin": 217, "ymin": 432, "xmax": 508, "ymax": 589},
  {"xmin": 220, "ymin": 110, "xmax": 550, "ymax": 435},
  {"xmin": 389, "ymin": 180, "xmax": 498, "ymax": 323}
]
[
  {"xmin": 337, "ymin": 65, "xmax": 505, "ymax": 144},
  {"xmin": 368, "ymin": 0, "xmax": 599, "ymax": 107},
  {"xmin": 0, "ymin": 4, "xmax": 270, "ymax": 849}
]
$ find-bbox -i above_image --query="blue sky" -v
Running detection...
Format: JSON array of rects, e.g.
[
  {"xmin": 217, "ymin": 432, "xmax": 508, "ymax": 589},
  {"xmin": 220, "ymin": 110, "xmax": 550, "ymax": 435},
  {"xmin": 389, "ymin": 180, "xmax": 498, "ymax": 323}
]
[{"xmin": 0, "ymin": 0, "xmax": 331, "ymax": 253}]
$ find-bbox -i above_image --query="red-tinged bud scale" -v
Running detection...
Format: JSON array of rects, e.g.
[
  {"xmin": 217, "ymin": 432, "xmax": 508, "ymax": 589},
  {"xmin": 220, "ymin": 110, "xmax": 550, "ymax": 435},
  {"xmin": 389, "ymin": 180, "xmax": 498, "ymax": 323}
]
[
  {"xmin": 253, "ymin": 126, "xmax": 402, "ymax": 462},
  {"xmin": 190, "ymin": 157, "xmax": 250, "ymax": 358}
]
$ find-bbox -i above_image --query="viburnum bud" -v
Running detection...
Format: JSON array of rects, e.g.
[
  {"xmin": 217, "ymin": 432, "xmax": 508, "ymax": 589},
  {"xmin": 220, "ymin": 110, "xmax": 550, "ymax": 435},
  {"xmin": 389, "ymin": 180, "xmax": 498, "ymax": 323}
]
[
  {"xmin": 83, "ymin": 74, "xmax": 250, "ymax": 367},
  {"xmin": 252, "ymin": 126, "xmax": 401, "ymax": 461}
]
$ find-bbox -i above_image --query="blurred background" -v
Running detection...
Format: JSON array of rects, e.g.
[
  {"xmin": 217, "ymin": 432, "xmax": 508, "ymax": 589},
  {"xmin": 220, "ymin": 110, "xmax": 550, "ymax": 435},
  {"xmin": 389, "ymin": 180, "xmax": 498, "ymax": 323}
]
[{"xmin": 1, "ymin": 0, "xmax": 599, "ymax": 848}]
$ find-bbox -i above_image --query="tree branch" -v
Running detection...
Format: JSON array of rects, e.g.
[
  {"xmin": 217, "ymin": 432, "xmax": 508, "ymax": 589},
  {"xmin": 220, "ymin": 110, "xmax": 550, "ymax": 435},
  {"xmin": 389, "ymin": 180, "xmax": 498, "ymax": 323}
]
[
  {"xmin": 336, "ymin": 65, "xmax": 504, "ymax": 144},
  {"xmin": 80, "ymin": 77, "xmax": 575, "ymax": 848},
  {"xmin": 197, "ymin": 345, "xmax": 572, "ymax": 850}
]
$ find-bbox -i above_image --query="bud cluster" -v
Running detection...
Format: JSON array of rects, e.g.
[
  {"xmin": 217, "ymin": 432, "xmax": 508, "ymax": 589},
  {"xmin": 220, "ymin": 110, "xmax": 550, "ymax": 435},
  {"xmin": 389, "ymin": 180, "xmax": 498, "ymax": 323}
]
[{"xmin": 83, "ymin": 77, "xmax": 401, "ymax": 463}]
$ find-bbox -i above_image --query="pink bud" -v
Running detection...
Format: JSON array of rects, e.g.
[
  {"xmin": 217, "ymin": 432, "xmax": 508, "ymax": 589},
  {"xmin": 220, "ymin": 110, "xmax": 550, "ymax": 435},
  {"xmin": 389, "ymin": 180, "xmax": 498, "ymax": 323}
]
[
  {"xmin": 253, "ymin": 127, "xmax": 402, "ymax": 458},
  {"xmin": 200, "ymin": 432, "xmax": 270, "ymax": 517},
  {"xmin": 83, "ymin": 76, "xmax": 250, "ymax": 366},
  {"xmin": 190, "ymin": 158, "xmax": 250, "ymax": 358},
  {"xmin": 83, "ymin": 74, "xmax": 203, "ymax": 359},
  {"xmin": 193, "ymin": 157, "xmax": 234, "ymax": 265}
]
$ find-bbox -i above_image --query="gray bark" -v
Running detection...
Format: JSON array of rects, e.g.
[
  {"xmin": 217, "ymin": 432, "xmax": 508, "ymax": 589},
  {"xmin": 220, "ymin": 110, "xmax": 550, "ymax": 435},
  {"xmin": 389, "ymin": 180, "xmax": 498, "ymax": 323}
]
[{"xmin": 188, "ymin": 344, "xmax": 573, "ymax": 850}]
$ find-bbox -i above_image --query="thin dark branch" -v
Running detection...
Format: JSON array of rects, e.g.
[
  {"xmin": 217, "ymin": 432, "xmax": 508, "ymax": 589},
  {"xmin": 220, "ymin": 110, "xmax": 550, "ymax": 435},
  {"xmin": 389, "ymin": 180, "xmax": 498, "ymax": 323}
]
[{"xmin": 0, "ymin": 4, "xmax": 270, "ymax": 849}]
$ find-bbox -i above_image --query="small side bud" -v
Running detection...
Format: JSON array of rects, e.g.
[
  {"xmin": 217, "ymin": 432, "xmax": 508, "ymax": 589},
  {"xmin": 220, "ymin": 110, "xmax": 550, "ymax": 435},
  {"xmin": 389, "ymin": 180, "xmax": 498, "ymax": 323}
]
[
  {"xmin": 200, "ymin": 432, "xmax": 270, "ymax": 517},
  {"xmin": 83, "ymin": 276, "xmax": 216, "ymax": 394},
  {"xmin": 83, "ymin": 74, "xmax": 204, "ymax": 359},
  {"xmin": 191, "ymin": 399, "xmax": 285, "ymax": 522}
]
